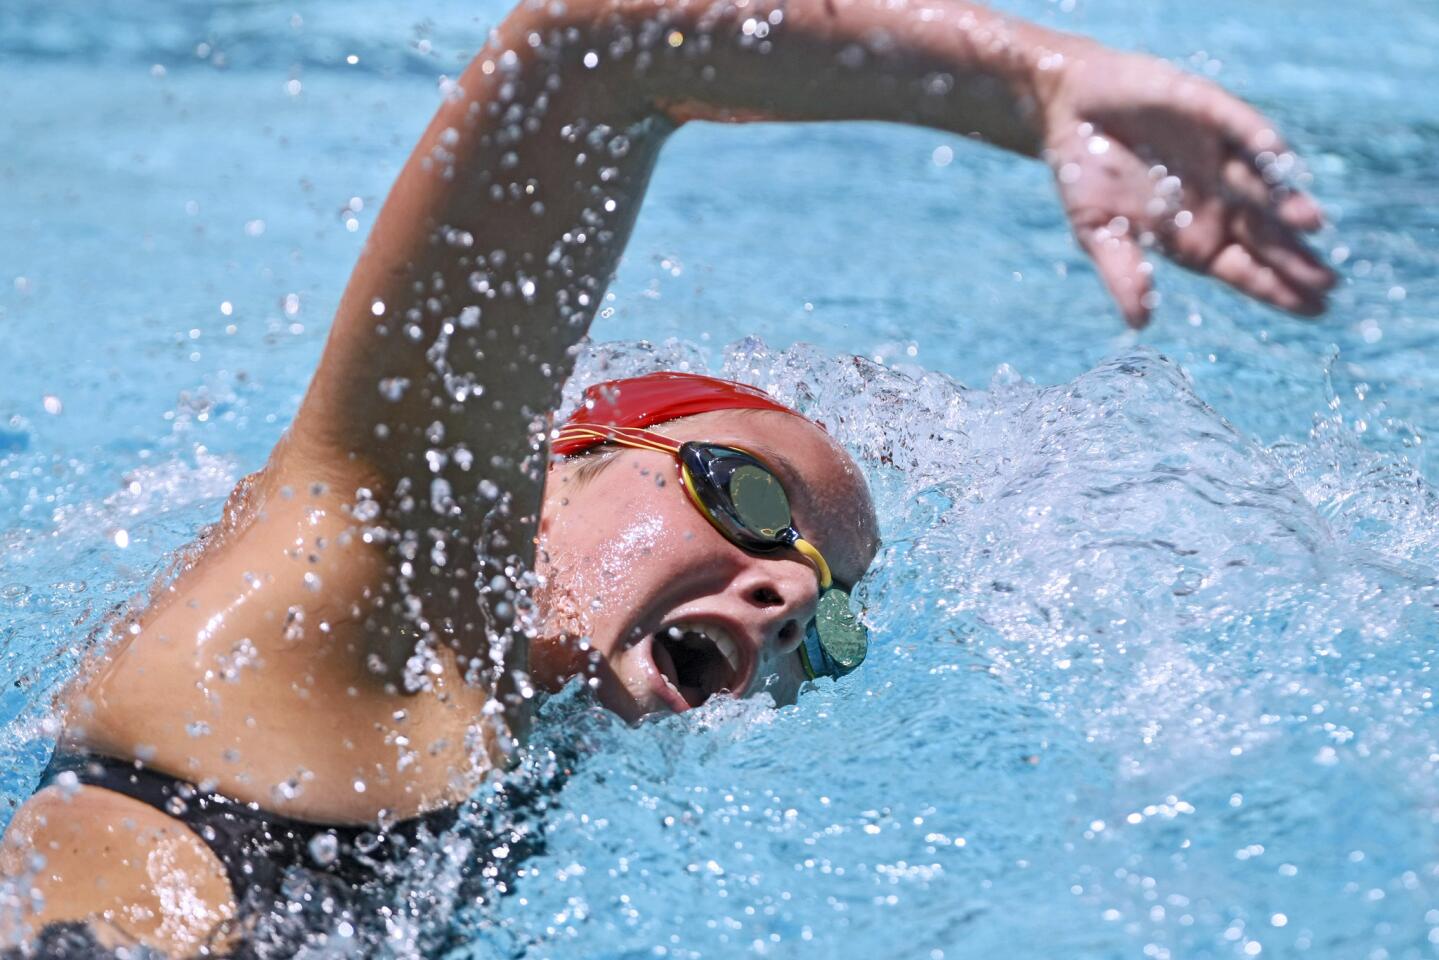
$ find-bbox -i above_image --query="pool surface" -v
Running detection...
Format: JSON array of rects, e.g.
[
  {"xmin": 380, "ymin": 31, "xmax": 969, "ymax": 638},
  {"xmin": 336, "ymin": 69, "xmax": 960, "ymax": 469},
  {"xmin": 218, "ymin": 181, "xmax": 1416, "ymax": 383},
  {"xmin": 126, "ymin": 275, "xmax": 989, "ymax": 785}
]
[{"xmin": 3, "ymin": 0, "xmax": 1439, "ymax": 957}]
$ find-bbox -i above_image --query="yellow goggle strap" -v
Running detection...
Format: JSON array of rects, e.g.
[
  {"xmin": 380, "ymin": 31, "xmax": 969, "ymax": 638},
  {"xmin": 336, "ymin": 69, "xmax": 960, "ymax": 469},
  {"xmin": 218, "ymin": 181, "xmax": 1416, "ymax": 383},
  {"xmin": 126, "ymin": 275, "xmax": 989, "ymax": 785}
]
[
  {"xmin": 789, "ymin": 537, "xmax": 833, "ymax": 591},
  {"xmin": 554, "ymin": 423, "xmax": 683, "ymax": 456},
  {"xmin": 679, "ymin": 461, "xmax": 713, "ymax": 523}
]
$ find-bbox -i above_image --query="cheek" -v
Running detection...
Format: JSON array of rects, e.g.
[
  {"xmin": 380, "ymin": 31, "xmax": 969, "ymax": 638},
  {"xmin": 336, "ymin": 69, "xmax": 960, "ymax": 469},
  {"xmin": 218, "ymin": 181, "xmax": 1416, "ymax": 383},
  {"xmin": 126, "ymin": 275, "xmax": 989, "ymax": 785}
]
[
  {"xmin": 552, "ymin": 500, "xmax": 672, "ymax": 593},
  {"xmin": 592, "ymin": 511, "xmax": 669, "ymax": 579},
  {"xmin": 536, "ymin": 483, "xmax": 694, "ymax": 648}
]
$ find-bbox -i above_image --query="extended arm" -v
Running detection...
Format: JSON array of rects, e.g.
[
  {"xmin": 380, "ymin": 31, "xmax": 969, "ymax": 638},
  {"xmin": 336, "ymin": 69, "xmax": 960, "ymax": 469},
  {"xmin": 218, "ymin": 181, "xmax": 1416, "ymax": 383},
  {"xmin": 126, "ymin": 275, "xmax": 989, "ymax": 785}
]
[
  {"xmin": 292, "ymin": 0, "xmax": 1061, "ymax": 477},
  {"xmin": 283, "ymin": 0, "xmax": 1063, "ymax": 622},
  {"xmin": 282, "ymin": 0, "xmax": 1332, "ymax": 657}
]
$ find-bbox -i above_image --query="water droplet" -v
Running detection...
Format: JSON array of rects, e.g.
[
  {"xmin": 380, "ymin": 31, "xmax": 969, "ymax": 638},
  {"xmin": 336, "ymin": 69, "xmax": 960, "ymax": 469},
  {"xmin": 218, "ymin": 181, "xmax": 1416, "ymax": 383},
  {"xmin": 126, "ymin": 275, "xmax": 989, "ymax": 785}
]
[
  {"xmin": 309, "ymin": 832, "xmax": 340, "ymax": 866},
  {"xmin": 53, "ymin": 770, "xmax": 80, "ymax": 798},
  {"xmin": 431, "ymin": 477, "xmax": 454, "ymax": 514},
  {"xmin": 378, "ymin": 377, "xmax": 411, "ymax": 401},
  {"xmin": 837, "ymin": 44, "xmax": 865, "ymax": 69}
]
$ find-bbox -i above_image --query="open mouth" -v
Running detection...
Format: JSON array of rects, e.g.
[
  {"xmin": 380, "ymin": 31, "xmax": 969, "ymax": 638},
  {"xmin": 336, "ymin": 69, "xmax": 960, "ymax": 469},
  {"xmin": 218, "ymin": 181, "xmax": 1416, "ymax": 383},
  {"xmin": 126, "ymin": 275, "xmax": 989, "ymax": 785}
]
[{"xmin": 650, "ymin": 623, "xmax": 744, "ymax": 710}]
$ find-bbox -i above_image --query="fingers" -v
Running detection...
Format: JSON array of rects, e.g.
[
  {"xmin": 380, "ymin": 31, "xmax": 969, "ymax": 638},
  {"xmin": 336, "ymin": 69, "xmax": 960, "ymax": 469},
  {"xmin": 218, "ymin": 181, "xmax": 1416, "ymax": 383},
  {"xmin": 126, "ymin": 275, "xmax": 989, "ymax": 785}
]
[
  {"xmin": 1275, "ymin": 190, "xmax": 1324, "ymax": 232},
  {"xmin": 1219, "ymin": 156, "xmax": 1335, "ymax": 300},
  {"xmin": 1215, "ymin": 155, "xmax": 1335, "ymax": 310},
  {"xmin": 1200, "ymin": 82, "xmax": 1295, "ymax": 160},
  {"xmin": 1223, "ymin": 154, "xmax": 1325, "ymax": 233},
  {"xmin": 1207, "ymin": 243, "xmax": 1326, "ymax": 317},
  {"xmin": 1078, "ymin": 227, "xmax": 1153, "ymax": 329},
  {"xmin": 1236, "ymin": 203, "xmax": 1336, "ymax": 296},
  {"xmin": 1210, "ymin": 93, "xmax": 1328, "ymax": 236}
]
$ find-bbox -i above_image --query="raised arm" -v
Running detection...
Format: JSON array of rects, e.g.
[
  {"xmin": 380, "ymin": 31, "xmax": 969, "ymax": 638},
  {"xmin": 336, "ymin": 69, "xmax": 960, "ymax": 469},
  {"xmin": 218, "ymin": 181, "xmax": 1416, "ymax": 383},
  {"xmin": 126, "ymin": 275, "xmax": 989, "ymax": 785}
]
[
  {"xmin": 282, "ymin": 0, "xmax": 1331, "ymax": 649},
  {"xmin": 282, "ymin": 0, "xmax": 1060, "ymax": 625},
  {"xmin": 289, "ymin": 0, "xmax": 1056, "ymax": 478}
]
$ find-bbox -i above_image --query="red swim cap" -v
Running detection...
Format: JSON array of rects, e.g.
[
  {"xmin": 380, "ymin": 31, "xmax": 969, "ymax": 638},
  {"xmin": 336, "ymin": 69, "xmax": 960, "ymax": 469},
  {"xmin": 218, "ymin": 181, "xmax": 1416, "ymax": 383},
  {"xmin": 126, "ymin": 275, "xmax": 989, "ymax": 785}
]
[{"xmin": 552, "ymin": 371, "xmax": 805, "ymax": 456}]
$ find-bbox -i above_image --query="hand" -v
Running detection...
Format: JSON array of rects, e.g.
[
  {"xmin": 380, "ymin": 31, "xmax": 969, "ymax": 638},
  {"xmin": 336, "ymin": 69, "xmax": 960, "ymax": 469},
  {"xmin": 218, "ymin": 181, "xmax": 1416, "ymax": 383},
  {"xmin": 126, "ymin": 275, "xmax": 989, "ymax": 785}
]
[{"xmin": 1037, "ymin": 42, "xmax": 1336, "ymax": 328}]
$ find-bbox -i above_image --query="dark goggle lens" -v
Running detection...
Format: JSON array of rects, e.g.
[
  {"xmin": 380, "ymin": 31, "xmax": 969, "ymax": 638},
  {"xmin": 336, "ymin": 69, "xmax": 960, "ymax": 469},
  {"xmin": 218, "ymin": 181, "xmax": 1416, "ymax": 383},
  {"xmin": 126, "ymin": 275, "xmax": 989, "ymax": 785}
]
[
  {"xmin": 682, "ymin": 443, "xmax": 869, "ymax": 680},
  {"xmin": 725, "ymin": 463, "xmax": 791, "ymax": 538},
  {"xmin": 802, "ymin": 588, "xmax": 868, "ymax": 679},
  {"xmin": 683, "ymin": 444, "xmax": 793, "ymax": 545}
]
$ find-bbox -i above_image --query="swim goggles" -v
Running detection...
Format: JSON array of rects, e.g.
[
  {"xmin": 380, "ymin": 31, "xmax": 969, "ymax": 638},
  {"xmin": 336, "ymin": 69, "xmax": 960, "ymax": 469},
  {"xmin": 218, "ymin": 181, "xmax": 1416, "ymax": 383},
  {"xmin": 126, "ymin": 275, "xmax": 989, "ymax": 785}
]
[{"xmin": 554, "ymin": 423, "xmax": 868, "ymax": 679}]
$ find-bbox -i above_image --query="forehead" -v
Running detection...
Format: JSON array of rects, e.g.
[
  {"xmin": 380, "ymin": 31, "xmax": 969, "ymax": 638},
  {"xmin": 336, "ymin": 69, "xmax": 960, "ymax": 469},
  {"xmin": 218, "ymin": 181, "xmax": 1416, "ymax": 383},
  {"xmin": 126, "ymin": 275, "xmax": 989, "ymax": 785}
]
[{"xmin": 659, "ymin": 409, "xmax": 879, "ymax": 585}]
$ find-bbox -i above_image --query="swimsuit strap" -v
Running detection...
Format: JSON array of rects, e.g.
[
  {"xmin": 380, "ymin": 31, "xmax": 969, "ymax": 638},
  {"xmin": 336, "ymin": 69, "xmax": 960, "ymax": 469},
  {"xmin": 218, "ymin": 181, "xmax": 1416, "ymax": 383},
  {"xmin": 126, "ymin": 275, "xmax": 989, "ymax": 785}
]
[{"xmin": 38, "ymin": 749, "xmax": 458, "ymax": 910}]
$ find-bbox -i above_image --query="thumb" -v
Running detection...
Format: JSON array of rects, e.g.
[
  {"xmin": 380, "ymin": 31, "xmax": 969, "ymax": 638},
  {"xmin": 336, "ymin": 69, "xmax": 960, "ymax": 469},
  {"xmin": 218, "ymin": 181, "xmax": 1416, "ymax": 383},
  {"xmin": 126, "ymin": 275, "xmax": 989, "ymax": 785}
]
[{"xmin": 1079, "ymin": 228, "xmax": 1153, "ymax": 329}]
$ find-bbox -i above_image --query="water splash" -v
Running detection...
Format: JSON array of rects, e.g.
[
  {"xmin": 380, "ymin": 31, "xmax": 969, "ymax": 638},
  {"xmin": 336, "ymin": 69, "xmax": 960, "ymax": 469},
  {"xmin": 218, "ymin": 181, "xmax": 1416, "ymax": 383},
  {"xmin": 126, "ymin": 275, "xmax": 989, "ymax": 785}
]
[
  {"xmin": 474, "ymin": 340, "xmax": 1439, "ymax": 958},
  {"xmin": 5, "ymin": 338, "xmax": 1439, "ymax": 956}
]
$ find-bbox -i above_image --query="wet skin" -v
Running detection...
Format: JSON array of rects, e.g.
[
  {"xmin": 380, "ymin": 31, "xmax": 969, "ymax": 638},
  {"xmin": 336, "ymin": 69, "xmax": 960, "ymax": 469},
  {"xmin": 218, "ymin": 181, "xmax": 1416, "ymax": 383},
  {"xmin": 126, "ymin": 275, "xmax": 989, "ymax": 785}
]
[
  {"xmin": 0, "ymin": 409, "xmax": 876, "ymax": 954},
  {"xmin": 0, "ymin": 0, "xmax": 1329, "ymax": 944}
]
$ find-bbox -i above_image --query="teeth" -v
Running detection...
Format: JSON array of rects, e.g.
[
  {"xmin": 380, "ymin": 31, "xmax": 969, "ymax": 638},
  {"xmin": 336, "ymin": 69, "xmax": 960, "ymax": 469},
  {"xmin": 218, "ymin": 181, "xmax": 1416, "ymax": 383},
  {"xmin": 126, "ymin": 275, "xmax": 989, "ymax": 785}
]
[
  {"xmin": 711, "ymin": 632, "xmax": 741, "ymax": 673},
  {"xmin": 668, "ymin": 622, "xmax": 742, "ymax": 674}
]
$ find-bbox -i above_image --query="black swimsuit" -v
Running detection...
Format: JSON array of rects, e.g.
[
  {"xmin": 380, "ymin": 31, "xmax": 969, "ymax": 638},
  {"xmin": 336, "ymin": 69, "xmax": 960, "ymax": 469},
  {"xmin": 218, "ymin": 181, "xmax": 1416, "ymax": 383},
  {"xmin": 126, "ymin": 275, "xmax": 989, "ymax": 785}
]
[
  {"xmin": 37, "ymin": 749, "xmax": 458, "ymax": 910},
  {"xmin": 22, "ymin": 700, "xmax": 582, "ymax": 957}
]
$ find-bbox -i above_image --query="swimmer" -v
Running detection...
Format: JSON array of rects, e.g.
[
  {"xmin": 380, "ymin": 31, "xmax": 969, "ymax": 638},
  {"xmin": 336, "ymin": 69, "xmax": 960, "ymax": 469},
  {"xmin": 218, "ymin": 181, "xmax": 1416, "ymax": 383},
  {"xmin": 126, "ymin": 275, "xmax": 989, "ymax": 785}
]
[{"xmin": 0, "ymin": 0, "xmax": 1334, "ymax": 953}]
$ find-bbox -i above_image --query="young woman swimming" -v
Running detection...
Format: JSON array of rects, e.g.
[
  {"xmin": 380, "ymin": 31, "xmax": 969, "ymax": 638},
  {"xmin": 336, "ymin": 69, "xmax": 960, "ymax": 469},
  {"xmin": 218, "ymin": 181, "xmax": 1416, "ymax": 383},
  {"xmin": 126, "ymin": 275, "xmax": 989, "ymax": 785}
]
[{"xmin": 0, "ymin": 0, "xmax": 1333, "ymax": 953}]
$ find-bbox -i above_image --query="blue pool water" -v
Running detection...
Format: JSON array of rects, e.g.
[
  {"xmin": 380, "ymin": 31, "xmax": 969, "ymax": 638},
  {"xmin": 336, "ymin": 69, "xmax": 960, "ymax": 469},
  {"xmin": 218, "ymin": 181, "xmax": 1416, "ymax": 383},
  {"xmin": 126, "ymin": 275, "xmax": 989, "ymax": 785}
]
[{"xmin": 3, "ymin": 0, "xmax": 1439, "ymax": 956}]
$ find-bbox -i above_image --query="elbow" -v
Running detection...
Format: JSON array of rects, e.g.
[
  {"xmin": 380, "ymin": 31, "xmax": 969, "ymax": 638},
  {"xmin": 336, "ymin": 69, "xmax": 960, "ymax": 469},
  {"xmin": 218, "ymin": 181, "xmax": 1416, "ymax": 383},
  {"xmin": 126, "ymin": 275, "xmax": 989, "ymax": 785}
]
[{"xmin": 485, "ymin": 0, "xmax": 665, "ymax": 123}]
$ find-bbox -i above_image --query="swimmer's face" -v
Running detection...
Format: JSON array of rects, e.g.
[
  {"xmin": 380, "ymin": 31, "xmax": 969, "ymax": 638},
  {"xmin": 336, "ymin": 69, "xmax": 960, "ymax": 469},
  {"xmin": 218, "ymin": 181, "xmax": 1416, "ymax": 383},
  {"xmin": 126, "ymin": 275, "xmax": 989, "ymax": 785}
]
[{"xmin": 531, "ymin": 409, "xmax": 878, "ymax": 721}]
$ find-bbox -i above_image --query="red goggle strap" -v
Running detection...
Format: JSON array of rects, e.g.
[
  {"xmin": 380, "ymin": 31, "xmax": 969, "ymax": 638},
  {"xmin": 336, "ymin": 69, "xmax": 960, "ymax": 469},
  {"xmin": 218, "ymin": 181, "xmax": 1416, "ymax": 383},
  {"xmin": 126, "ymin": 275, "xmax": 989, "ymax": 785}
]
[{"xmin": 553, "ymin": 423, "xmax": 683, "ymax": 456}]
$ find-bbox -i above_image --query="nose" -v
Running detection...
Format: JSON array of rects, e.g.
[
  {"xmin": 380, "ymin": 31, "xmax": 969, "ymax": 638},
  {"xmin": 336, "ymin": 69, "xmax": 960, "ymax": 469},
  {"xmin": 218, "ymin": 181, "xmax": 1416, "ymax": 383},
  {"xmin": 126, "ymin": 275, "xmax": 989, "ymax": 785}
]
[{"xmin": 735, "ymin": 556, "xmax": 820, "ymax": 656}]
